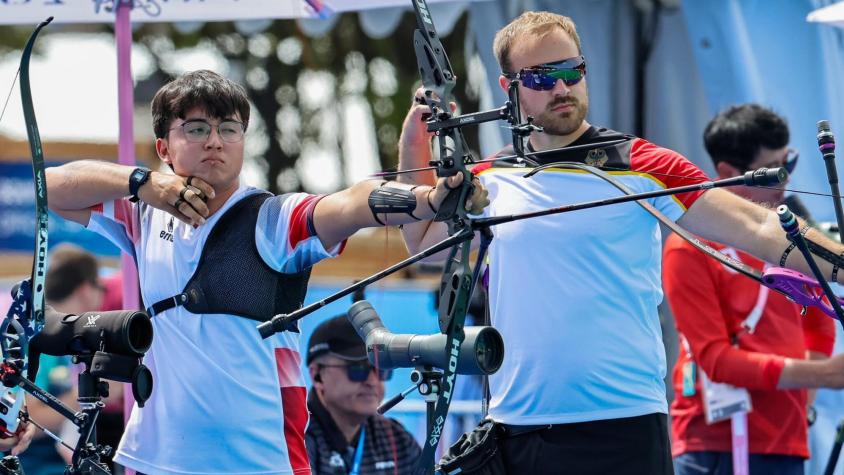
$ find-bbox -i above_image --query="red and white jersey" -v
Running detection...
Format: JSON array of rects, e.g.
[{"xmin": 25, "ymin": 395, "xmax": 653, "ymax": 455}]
[
  {"xmin": 665, "ymin": 234, "xmax": 835, "ymax": 457},
  {"xmin": 476, "ymin": 129, "xmax": 708, "ymax": 425},
  {"xmin": 87, "ymin": 185, "xmax": 342, "ymax": 475}
]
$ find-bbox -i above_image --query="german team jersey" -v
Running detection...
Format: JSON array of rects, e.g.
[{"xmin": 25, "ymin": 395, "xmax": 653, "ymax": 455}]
[
  {"xmin": 664, "ymin": 233, "xmax": 835, "ymax": 457},
  {"xmin": 476, "ymin": 127, "xmax": 708, "ymax": 425},
  {"xmin": 87, "ymin": 185, "xmax": 343, "ymax": 475}
]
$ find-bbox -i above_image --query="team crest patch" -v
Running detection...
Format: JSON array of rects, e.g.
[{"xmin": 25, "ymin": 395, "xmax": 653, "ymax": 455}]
[
  {"xmin": 585, "ymin": 148, "xmax": 608, "ymax": 167},
  {"xmin": 329, "ymin": 452, "xmax": 345, "ymax": 468}
]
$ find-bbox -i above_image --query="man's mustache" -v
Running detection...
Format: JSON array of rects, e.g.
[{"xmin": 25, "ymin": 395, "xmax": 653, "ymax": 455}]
[{"xmin": 547, "ymin": 96, "xmax": 578, "ymax": 110}]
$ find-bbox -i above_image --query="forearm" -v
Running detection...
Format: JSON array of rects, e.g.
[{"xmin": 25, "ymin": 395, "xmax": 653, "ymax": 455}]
[
  {"xmin": 777, "ymin": 357, "xmax": 837, "ymax": 389},
  {"xmin": 681, "ymin": 189, "xmax": 844, "ymax": 282},
  {"xmin": 755, "ymin": 208, "xmax": 844, "ymax": 280},
  {"xmin": 806, "ymin": 350, "xmax": 828, "ymax": 405},
  {"xmin": 397, "ymin": 128, "xmax": 438, "ymax": 254},
  {"xmin": 313, "ymin": 179, "xmax": 439, "ymax": 250},
  {"xmin": 46, "ymin": 160, "xmax": 135, "ymax": 213}
]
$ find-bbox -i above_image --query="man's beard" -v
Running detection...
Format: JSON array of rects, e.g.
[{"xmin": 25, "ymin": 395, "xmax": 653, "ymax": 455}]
[{"xmin": 533, "ymin": 94, "xmax": 589, "ymax": 136}]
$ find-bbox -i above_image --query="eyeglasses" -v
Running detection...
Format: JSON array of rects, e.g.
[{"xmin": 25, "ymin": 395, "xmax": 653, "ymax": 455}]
[
  {"xmin": 784, "ymin": 148, "xmax": 799, "ymax": 174},
  {"xmin": 170, "ymin": 119, "xmax": 246, "ymax": 143},
  {"xmin": 506, "ymin": 56, "xmax": 587, "ymax": 92},
  {"xmin": 741, "ymin": 148, "xmax": 799, "ymax": 175},
  {"xmin": 318, "ymin": 362, "xmax": 392, "ymax": 382}
]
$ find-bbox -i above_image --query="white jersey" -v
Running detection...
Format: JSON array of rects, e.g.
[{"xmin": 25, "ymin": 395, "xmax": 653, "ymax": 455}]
[
  {"xmin": 87, "ymin": 185, "xmax": 342, "ymax": 475},
  {"xmin": 476, "ymin": 134, "xmax": 707, "ymax": 425}
]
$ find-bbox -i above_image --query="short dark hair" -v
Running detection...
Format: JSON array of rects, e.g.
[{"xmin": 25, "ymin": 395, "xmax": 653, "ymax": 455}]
[
  {"xmin": 45, "ymin": 244, "xmax": 99, "ymax": 303},
  {"xmin": 151, "ymin": 70, "xmax": 250, "ymax": 139},
  {"xmin": 703, "ymin": 103, "xmax": 789, "ymax": 170}
]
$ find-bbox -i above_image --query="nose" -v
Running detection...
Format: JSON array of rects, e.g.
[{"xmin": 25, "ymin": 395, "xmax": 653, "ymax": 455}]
[
  {"xmin": 204, "ymin": 125, "xmax": 223, "ymax": 149},
  {"xmin": 551, "ymin": 77, "xmax": 571, "ymax": 95},
  {"xmin": 363, "ymin": 367, "xmax": 380, "ymax": 386}
]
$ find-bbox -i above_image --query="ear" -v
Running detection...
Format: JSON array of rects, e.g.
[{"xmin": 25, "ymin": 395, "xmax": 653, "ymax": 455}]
[
  {"xmin": 498, "ymin": 75, "xmax": 510, "ymax": 93},
  {"xmin": 715, "ymin": 161, "xmax": 741, "ymax": 180},
  {"xmin": 309, "ymin": 365, "xmax": 322, "ymax": 384},
  {"xmin": 155, "ymin": 137, "xmax": 172, "ymax": 167}
]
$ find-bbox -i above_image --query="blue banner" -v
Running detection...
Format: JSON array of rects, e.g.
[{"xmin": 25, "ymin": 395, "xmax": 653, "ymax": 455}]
[{"xmin": 0, "ymin": 161, "xmax": 119, "ymax": 257}]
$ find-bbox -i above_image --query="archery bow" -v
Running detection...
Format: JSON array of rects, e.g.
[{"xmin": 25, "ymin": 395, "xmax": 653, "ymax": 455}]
[
  {"xmin": 255, "ymin": 3, "xmax": 844, "ymax": 473},
  {"xmin": 407, "ymin": 3, "xmax": 476, "ymax": 472},
  {"xmin": 0, "ymin": 16, "xmax": 53, "ymax": 438},
  {"xmin": 519, "ymin": 161, "xmax": 844, "ymax": 321}
]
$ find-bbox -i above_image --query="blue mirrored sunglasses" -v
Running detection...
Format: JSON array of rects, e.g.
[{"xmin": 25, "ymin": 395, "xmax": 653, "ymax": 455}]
[{"xmin": 507, "ymin": 56, "xmax": 587, "ymax": 91}]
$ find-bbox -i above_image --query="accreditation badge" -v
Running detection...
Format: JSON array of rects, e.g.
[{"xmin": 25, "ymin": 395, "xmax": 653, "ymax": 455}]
[{"xmin": 700, "ymin": 370, "xmax": 752, "ymax": 424}]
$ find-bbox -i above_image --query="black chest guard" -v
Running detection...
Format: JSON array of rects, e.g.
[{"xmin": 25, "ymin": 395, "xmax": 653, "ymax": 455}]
[
  {"xmin": 491, "ymin": 126, "xmax": 635, "ymax": 169},
  {"xmin": 147, "ymin": 192, "xmax": 312, "ymax": 325}
]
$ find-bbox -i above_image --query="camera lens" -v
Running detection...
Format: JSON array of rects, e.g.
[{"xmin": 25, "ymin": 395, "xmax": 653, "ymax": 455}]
[{"xmin": 472, "ymin": 327, "xmax": 504, "ymax": 374}]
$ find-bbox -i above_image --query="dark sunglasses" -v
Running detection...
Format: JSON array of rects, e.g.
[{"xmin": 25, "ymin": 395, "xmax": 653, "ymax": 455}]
[
  {"xmin": 784, "ymin": 148, "xmax": 799, "ymax": 174},
  {"xmin": 741, "ymin": 148, "xmax": 798, "ymax": 175},
  {"xmin": 507, "ymin": 56, "xmax": 587, "ymax": 91},
  {"xmin": 319, "ymin": 362, "xmax": 392, "ymax": 382}
]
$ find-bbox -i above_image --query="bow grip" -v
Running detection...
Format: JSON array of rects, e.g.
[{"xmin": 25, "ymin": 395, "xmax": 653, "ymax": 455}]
[{"xmin": 434, "ymin": 180, "xmax": 473, "ymax": 223}]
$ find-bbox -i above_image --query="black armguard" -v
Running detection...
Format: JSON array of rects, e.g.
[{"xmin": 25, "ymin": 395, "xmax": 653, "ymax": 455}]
[
  {"xmin": 368, "ymin": 182, "xmax": 420, "ymax": 225},
  {"xmin": 796, "ymin": 234, "xmax": 844, "ymax": 280}
]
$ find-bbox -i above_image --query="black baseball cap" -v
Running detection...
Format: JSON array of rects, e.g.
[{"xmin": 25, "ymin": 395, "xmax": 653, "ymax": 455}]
[{"xmin": 306, "ymin": 315, "xmax": 367, "ymax": 365}]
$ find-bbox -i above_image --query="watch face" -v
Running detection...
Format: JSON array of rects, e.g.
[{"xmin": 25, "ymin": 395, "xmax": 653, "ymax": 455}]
[
  {"xmin": 133, "ymin": 169, "xmax": 149, "ymax": 181},
  {"xmin": 130, "ymin": 168, "xmax": 150, "ymax": 197}
]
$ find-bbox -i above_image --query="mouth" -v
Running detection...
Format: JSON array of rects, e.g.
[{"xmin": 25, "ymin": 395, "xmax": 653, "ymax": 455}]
[
  {"xmin": 201, "ymin": 157, "xmax": 224, "ymax": 165},
  {"xmin": 550, "ymin": 101, "xmax": 576, "ymax": 113}
]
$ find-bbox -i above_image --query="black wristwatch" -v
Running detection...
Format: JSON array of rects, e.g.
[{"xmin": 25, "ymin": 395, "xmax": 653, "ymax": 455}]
[{"xmin": 128, "ymin": 167, "xmax": 151, "ymax": 203}]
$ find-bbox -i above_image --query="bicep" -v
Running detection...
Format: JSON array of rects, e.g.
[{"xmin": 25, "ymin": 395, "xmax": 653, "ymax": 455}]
[
  {"xmin": 53, "ymin": 207, "xmax": 92, "ymax": 226},
  {"xmin": 311, "ymin": 187, "xmax": 361, "ymax": 250}
]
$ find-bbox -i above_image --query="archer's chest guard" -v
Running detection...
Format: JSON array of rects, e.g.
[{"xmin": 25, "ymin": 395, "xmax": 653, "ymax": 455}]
[
  {"xmin": 492, "ymin": 127, "xmax": 635, "ymax": 168},
  {"xmin": 147, "ymin": 192, "xmax": 312, "ymax": 324}
]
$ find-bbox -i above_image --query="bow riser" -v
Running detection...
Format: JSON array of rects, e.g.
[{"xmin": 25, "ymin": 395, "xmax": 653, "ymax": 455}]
[{"xmin": 762, "ymin": 267, "xmax": 844, "ymax": 320}]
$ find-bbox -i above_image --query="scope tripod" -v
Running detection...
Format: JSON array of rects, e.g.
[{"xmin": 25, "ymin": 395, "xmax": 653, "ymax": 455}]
[
  {"xmin": 377, "ymin": 367, "xmax": 443, "ymax": 471},
  {"xmin": 0, "ymin": 355, "xmax": 113, "ymax": 475}
]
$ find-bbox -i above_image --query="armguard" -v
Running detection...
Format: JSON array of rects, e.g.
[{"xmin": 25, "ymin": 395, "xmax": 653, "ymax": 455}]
[
  {"xmin": 368, "ymin": 182, "xmax": 420, "ymax": 225},
  {"xmin": 797, "ymin": 234, "xmax": 844, "ymax": 281}
]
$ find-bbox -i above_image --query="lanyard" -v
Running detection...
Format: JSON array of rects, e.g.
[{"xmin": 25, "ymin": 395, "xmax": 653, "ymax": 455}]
[{"xmin": 349, "ymin": 426, "xmax": 366, "ymax": 475}]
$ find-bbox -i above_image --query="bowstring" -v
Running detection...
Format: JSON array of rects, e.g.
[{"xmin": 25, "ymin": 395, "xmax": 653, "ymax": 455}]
[
  {"xmin": 0, "ymin": 67, "xmax": 21, "ymax": 125},
  {"xmin": 376, "ymin": 163, "xmax": 841, "ymax": 200}
]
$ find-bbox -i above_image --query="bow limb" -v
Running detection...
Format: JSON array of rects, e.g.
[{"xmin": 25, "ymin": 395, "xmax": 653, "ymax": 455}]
[
  {"xmin": 531, "ymin": 161, "xmax": 844, "ymax": 322},
  {"xmin": 0, "ymin": 16, "xmax": 53, "ymax": 437},
  {"xmin": 21, "ymin": 17, "xmax": 53, "ymax": 341}
]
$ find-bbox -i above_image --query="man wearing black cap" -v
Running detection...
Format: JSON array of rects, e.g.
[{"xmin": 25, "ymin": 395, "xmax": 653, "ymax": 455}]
[{"xmin": 305, "ymin": 315, "xmax": 421, "ymax": 474}]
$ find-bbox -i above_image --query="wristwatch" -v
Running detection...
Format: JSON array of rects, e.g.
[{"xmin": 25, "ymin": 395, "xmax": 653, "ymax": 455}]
[{"xmin": 128, "ymin": 167, "xmax": 151, "ymax": 203}]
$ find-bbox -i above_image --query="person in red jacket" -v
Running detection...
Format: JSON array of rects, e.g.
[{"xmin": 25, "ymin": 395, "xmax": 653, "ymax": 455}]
[{"xmin": 664, "ymin": 103, "xmax": 844, "ymax": 475}]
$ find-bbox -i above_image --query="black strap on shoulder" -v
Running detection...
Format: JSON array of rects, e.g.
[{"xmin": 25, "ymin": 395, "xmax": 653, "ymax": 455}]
[{"xmin": 147, "ymin": 292, "xmax": 191, "ymax": 317}]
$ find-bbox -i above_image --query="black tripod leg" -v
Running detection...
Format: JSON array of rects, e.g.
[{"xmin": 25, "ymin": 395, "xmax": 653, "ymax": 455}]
[{"xmin": 825, "ymin": 420, "xmax": 844, "ymax": 475}]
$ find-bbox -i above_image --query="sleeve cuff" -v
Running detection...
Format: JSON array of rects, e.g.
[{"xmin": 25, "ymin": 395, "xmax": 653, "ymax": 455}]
[{"xmin": 761, "ymin": 356, "xmax": 787, "ymax": 390}]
